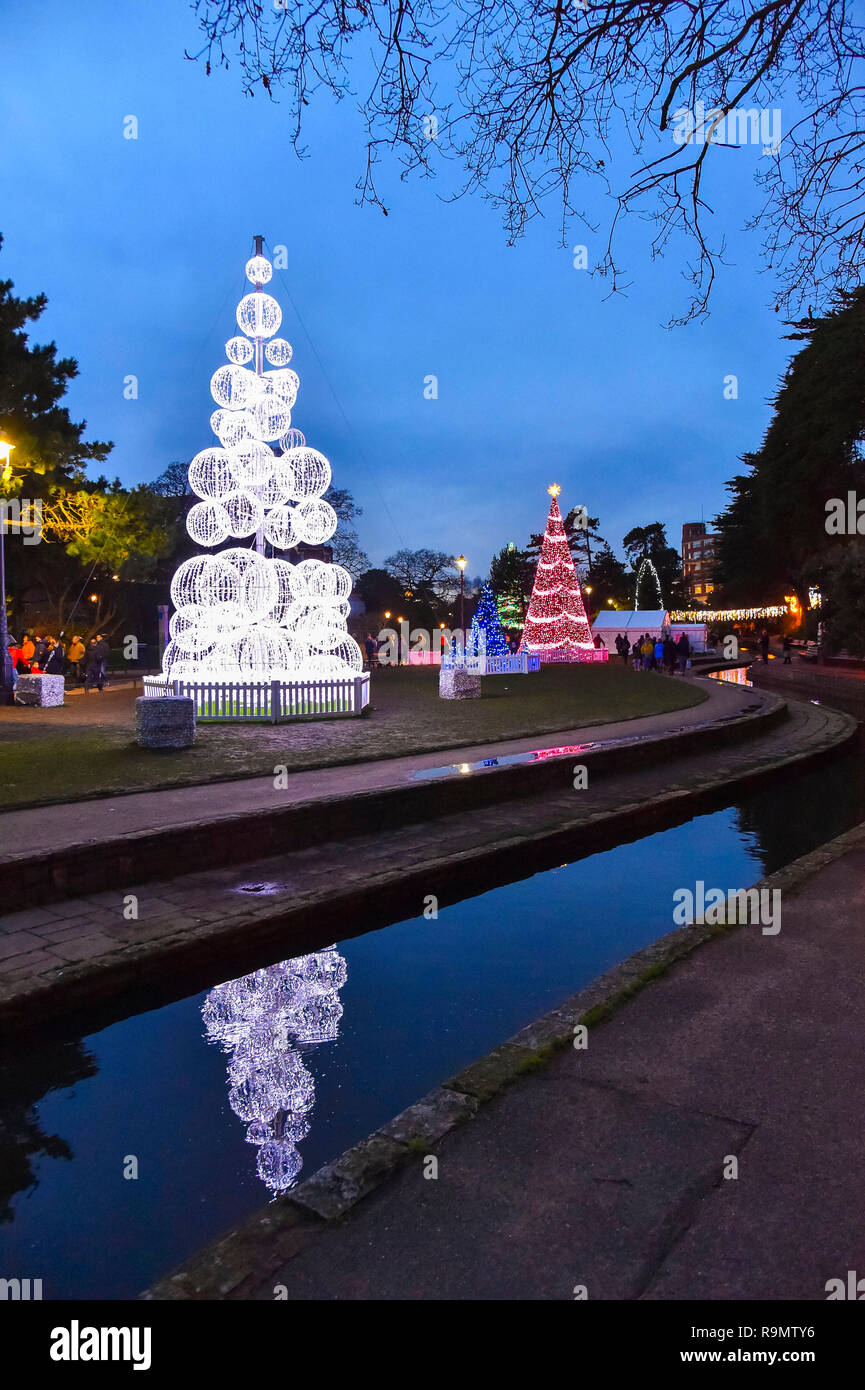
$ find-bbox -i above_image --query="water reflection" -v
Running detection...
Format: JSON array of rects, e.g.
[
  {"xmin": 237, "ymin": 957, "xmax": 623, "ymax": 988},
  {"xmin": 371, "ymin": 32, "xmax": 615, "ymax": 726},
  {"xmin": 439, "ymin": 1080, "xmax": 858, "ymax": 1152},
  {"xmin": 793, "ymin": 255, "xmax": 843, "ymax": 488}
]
[
  {"xmin": 709, "ymin": 666, "xmax": 753, "ymax": 686},
  {"xmin": 0, "ymin": 1040, "xmax": 97, "ymax": 1222},
  {"xmin": 202, "ymin": 948, "xmax": 348, "ymax": 1194}
]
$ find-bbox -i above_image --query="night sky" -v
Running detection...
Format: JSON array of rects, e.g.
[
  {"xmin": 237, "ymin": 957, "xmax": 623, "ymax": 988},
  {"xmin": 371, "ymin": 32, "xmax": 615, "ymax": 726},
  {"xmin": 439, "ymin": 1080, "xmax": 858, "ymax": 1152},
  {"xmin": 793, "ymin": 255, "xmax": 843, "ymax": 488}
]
[{"xmin": 0, "ymin": 1, "xmax": 793, "ymax": 572}]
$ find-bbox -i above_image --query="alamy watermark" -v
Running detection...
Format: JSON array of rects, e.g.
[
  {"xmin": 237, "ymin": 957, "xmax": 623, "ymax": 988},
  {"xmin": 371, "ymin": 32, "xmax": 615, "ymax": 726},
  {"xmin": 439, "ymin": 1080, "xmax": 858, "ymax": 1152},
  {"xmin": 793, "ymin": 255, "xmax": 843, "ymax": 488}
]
[
  {"xmin": 673, "ymin": 881, "xmax": 781, "ymax": 935},
  {"xmin": 0, "ymin": 497, "xmax": 42, "ymax": 544},
  {"xmin": 671, "ymin": 102, "xmax": 781, "ymax": 155}
]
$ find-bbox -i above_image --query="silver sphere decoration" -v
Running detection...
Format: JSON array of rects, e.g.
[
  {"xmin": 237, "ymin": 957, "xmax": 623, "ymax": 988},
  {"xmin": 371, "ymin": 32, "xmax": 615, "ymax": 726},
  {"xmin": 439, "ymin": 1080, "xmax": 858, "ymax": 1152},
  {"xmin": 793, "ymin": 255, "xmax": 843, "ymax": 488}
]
[
  {"xmin": 265, "ymin": 338, "xmax": 293, "ymax": 366},
  {"xmin": 236, "ymin": 292, "xmax": 282, "ymax": 339},
  {"xmin": 245, "ymin": 254, "xmax": 273, "ymax": 285},
  {"xmin": 225, "ymin": 336, "xmax": 254, "ymax": 364}
]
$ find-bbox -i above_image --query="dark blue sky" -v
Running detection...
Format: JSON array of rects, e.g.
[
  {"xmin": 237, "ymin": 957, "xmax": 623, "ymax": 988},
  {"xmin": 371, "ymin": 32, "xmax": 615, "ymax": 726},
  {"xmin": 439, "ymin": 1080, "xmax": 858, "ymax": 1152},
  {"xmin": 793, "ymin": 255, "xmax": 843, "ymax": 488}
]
[{"xmin": 0, "ymin": 1, "xmax": 792, "ymax": 574}]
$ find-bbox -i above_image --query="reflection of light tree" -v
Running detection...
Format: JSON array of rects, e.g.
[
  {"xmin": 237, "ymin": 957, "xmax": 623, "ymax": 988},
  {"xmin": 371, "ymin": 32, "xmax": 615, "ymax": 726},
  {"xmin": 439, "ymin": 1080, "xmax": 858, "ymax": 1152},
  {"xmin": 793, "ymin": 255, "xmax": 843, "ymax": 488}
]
[{"xmin": 203, "ymin": 948, "xmax": 347, "ymax": 1193}]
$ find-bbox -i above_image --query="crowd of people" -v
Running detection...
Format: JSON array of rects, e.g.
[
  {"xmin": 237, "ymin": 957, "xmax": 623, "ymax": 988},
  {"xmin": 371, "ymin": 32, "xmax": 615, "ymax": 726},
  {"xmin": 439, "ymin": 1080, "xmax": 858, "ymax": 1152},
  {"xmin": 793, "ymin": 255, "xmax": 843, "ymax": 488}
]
[
  {"xmin": 614, "ymin": 630, "xmax": 691, "ymax": 674},
  {"xmin": 5, "ymin": 632, "xmax": 111, "ymax": 698}
]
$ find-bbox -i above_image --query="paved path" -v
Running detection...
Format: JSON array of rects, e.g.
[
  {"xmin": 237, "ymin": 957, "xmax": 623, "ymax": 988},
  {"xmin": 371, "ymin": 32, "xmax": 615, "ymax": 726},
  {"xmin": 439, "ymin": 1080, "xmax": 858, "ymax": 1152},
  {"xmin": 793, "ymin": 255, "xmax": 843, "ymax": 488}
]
[
  {"xmin": 0, "ymin": 675, "xmax": 737, "ymax": 861},
  {"xmin": 151, "ymin": 822, "xmax": 865, "ymax": 1301}
]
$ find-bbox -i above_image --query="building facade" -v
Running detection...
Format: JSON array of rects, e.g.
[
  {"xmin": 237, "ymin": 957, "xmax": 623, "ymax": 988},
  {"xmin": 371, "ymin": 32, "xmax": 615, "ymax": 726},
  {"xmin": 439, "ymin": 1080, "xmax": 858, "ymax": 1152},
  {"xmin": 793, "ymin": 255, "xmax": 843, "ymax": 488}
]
[{"xmin": 681, "ymin": 522, "xmax": 718, "ymax": 604}]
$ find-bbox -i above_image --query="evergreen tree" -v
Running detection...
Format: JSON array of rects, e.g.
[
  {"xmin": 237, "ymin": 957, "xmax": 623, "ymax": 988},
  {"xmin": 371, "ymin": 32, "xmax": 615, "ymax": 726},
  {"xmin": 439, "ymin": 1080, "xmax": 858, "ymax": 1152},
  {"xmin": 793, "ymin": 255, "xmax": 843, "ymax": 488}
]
[
  {"xmin": 714, "ymin": 289, "xmax": 865, "ymax": 604},
  {"xmin": 489, "ymin": 541, "xmax": 531, "ymax": 628},
  {"xmin": 466, "ymin": 581, "xmax": 509, "ymax": 656},
  {"xmin": 519, "ymin": 488, "xmax": 595, "ymax": 659},
  {"xmin": 0, "ymin": 234, "xmax": 111, "ymax": 497}
]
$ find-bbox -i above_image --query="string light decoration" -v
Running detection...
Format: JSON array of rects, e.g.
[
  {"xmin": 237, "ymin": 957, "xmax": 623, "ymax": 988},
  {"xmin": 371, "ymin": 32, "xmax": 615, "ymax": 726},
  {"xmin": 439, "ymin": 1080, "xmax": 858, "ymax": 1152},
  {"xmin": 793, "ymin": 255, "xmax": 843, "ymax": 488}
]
[
  {"xmin": 203, "ymin": 947, "xmax": 347, "ymax": 1193},
  {"xmin": 156, "ymin": 241, "xmax": 362, "ymax": 692},
  {"xmin": 669, "ymin": 605, "xmax": 788, "ymax": 623},
  {"xmin": 518, "ymin": 486, "xmax": 601, "ymax": 662},
  {"xmin": 466, "ymin": 581, "xmax": 509, "ymax": 657}
]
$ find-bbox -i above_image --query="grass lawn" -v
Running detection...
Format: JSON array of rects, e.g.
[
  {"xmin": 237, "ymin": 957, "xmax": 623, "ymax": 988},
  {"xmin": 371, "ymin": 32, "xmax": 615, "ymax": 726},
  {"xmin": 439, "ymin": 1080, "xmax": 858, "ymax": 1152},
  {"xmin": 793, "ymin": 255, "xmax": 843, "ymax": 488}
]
[{"xmin": 0, "ymin": 664, "xmax": 706, "ymax": 811}]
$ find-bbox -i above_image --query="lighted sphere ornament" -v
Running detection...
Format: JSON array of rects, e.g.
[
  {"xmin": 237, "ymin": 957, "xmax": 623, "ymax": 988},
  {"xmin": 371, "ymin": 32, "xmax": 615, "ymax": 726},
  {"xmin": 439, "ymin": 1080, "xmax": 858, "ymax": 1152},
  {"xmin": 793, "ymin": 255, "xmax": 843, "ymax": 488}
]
[
  {"xmin": 248, "ymin": 393, "xmax": 292, "ymax": 443},
  {"xmin": 189, "ymin": 447, "xmax": 235, "ymax": 500},
  {"xmin": 257, "ymin": 467, "xmax": 293, "ymax": 509},
  {"xmin": 263, "ymin": 369, "xmax": 299, "ymax": 406},
  {"xmin": 295, "ymin": 498, "xmax": 337, "ymax": 545},
  {"xmin": 268, "ymin": 560, "xmax": 297, "ymax": 623},
  {"xmin": 229, "ymin": 439, "xmax": 275, "ymax": 488},
  {"xmin": 265, "ymin": 337, "xmax": 293, "ymax": 366},
  {"xmin": 200, "ymin": 556, "xmax": 242, "ymax": 607},
  {"xmin": 245, "ymin": 254, "xmax": 273, "ymax": 285},
  {"xmin": 210, "ymin": 409, "xmax": 253, "ymax": 450},
  {"xmin": 263, "ymin": 503, "xmax": 298, "ymax": 552},
  {"xmin": 223, "ymin": 490, "xmax": 264, "ymax": 538},
  {"xmin": 281, "ymin": 446, "xmax": 331, "ymax": 499},
  {"xmin": 211, "ymin": 364, "xmax": 259, "ymax": 411},
  {"xmin": 187, "ymin": 499, "xmax": 231, "ymax": 548},
  {"xmin": 236, "ymin": 292, "xmax": 281, "ymax": 339},
  {"xmin": 171, "ymin": 556, "xmax": 213, "ymax": 611},
  {"xmin": 159, "ymin": 241, "xmax": 361, "ymax": 696},
  {"xmin": 225, "ymin": 336, "xmax": 255, "ymax": 365},
  {"xmin": 242, "ymin": 561, "xmax": 279, "ymax": 620}
]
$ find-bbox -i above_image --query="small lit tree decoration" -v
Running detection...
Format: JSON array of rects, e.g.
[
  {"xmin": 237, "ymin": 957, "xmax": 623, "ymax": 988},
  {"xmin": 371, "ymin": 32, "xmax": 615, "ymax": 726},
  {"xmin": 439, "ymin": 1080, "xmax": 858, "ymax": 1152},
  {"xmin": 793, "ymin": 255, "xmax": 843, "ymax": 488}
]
[
  {"xmin": 466, "ymin": 581, "xmax": 509, "ymax": 657},
  {"xmin": 203, "ymin": 946, "xmax": 348, "ymax": 1194},
  {"xmin": 161, "ymin": 240, "xmax": 362, "ymax": 686},
  {"xmin": 519, "ymin": 485, "xmax": 597, "ymax": 661}
]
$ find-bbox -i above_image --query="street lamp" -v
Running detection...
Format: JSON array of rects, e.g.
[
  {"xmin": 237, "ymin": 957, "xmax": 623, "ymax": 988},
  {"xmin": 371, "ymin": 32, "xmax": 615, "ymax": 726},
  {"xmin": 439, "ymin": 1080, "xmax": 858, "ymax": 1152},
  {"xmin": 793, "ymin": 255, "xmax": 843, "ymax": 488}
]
[
  {"xmin": 456, "ymin": 554, "xmax": 467, "ymax": 637},
  {"xmin": 0, "ymin": 441, "xmax": 15, "ymax": 705}
]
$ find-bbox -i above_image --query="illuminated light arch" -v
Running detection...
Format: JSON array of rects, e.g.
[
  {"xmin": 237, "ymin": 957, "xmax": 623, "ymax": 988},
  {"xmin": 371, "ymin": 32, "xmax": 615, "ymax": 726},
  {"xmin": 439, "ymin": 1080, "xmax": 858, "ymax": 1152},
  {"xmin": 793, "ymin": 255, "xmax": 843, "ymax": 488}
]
[{"xmin": 634, "ymin": 557, "xmax": 664, "ymax": 611}]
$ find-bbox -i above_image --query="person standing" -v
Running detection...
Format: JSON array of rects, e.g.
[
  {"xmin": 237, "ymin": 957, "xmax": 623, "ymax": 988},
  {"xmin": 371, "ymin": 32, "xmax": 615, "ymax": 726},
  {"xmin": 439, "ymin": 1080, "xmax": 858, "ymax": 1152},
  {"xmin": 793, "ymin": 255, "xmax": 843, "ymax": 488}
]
[
  {"xmin": 93, "ymin": 633, "xmax": 110, "ymax": 687},
  {"xmin": 20, "ymin": 633, "xmax": 35, "ymax": 671},
  {"xmin": 32, "ymin": 634, "xmax": 49, "ymax": 668},
  {"xmin": 363, "ymin": 632, "xmax": 378, "ymax": 670},
  {"xmin": 759, "ymin": 629, "xmax": 770, "ymax": 663},
  {"xmin": 44, "ymin": 634, "xmax": 66, "ymax": 675},
  {"xmin": 84, "ymin": 638, "xmax": 103, "ymax": 693},
  {"xmin": 632, "ymin": 635, "xmax": 643, "ymax": 671},
  {"xmin": 67, "ymin": 634, "xmax": 85, "ymax": 685},
  {"xmin": 678, "ymin": 631, "xmax": 691, "ymax": 674},
  {"xmin": 782, "ymin": 635, "xmax": 793, "ymax": 664},
  {"xmin": 620, "ymin": 634, "xmax": 630, "ymax": 667}
]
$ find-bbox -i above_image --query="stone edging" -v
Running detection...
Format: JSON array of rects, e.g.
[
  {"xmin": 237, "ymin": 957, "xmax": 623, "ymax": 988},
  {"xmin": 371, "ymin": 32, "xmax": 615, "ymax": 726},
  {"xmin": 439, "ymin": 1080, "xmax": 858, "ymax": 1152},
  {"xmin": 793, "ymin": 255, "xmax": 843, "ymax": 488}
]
[{"xmin": 143, "ymin": 798, "xmax": 865, "ymax": 1301}]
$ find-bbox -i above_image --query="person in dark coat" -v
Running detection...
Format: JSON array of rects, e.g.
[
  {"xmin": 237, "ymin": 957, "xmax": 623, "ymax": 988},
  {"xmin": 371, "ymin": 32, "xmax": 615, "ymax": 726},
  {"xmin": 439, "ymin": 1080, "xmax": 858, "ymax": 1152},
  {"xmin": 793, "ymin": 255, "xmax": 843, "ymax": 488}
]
[
  {"xmin": 44, "ymin": 635, "xmax": 66, "ymax": 675},
  {"xmin": 84, "ymin": 638, "xmax": 104, "ymax": 693}
]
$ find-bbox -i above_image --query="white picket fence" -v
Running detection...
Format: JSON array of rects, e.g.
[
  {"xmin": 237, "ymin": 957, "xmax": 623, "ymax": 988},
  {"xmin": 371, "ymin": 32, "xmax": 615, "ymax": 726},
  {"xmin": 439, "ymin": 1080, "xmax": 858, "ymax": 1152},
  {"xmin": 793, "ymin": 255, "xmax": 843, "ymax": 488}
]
[
  {"xmin": 441, "ymin": 653, "xmax": 541, "ymax": 675},
  {"xmin": 142, "ymin": 674, "xmax": 370, "ymax": 722}
]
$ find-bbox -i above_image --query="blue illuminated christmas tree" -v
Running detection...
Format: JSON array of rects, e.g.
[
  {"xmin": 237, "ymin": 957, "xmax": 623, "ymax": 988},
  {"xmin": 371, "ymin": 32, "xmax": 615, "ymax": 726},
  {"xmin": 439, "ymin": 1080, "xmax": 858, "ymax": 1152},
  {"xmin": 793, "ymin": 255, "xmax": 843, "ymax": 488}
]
[{"xmin": 466, "ymin": 582, "xmax": 509, "ymax": 657}]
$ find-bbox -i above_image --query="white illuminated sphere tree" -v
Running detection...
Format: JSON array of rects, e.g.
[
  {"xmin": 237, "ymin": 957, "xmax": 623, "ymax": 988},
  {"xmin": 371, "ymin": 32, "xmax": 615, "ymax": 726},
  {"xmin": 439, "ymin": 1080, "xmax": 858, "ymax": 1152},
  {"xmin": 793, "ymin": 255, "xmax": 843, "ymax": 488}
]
[{"xmin": 163, "ymin": 246, "xmax": 362, "ymax": 685}]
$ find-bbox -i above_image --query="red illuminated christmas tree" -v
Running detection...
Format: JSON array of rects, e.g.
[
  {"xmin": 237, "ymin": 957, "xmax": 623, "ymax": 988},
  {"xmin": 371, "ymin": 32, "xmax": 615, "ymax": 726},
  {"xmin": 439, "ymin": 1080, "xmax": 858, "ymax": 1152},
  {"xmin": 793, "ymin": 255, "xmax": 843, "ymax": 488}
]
[{"xmin": 519, "ymin": 485, "xmax": 596, "ymax": 660}]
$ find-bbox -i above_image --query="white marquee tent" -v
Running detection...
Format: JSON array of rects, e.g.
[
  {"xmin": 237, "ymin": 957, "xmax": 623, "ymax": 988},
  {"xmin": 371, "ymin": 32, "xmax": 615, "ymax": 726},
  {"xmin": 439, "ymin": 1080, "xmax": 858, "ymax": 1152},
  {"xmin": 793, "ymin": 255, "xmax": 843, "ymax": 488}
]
[{"xmin": 591, "ymin": 610, "xmax": 707, "ymax": 653}]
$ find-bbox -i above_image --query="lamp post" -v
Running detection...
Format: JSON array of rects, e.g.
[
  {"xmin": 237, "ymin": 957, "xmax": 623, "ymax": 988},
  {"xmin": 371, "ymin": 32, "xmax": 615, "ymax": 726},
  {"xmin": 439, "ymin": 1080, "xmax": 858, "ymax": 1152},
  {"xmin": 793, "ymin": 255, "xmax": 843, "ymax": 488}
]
[
  {"xmin": 456, "ymin": 554, "xmax": 467, "ymax": 641},
  {"xmin": 0, "ymin": 441, "xmax": 15, "ymax": 705}
]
